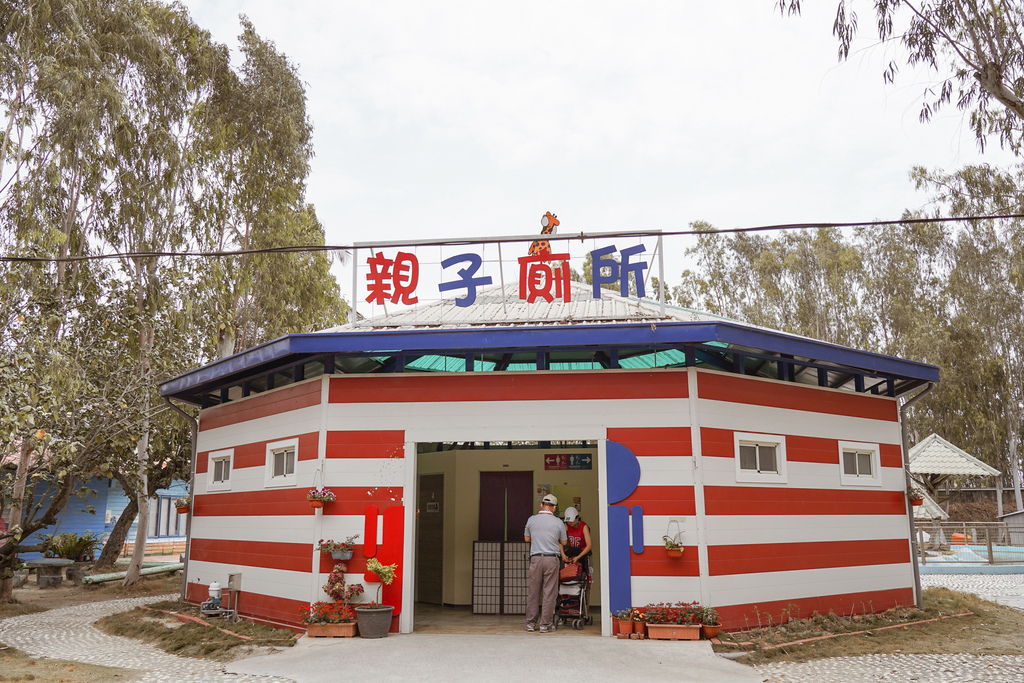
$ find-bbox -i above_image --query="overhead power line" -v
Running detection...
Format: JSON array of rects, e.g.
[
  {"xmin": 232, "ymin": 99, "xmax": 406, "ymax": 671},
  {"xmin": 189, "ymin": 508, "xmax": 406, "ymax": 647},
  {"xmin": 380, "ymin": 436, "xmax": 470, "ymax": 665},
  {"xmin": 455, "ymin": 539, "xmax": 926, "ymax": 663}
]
[{"xmin": 2, "ymin": 212, "xmax": 1022, "ymax": 264}]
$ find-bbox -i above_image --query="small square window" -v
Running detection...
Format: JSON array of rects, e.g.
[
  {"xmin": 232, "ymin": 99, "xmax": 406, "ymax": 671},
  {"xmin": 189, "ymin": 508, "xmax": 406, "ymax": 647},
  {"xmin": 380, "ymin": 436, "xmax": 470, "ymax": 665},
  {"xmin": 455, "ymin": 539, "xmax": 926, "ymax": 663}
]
[
  {"xmin": 206, "ymin": 449, "xmax": 233, "ymax": 492},
  {"xmin": 734, "ymin": 433, "xmax": 787, "ymax": 483},
  {"xmin": 213, "ymin": 457, "xmax": 231, "ymax": 483},
  {"xmin": 272, "ymin": 447, "xmax": 295, "ymax": 478},
  {"xmin": 838, "ymin": 441, "xmax": 882, "ymax": 486},
  {"xmin": 265, "ymin": 438, "xmax": 299, "ymax": 488}
]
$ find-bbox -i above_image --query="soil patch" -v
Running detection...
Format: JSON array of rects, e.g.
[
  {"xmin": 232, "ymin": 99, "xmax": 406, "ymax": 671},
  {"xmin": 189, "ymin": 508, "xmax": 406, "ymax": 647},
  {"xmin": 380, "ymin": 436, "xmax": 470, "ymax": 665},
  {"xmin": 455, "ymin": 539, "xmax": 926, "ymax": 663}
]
[
  {"xmin": 5, "ymin": 573, "xmax": 182, "ymax": 612},
  {"xmin": 0, "ymin": 645, "xmax": 140, "ymax": 683},
  {"xmin": 95, "ymin": 600, "xmax": 298, "ymax": 662},
  {"xmin": 716, "ymin": 587, "xmax": 1024, "ymax": 665}
]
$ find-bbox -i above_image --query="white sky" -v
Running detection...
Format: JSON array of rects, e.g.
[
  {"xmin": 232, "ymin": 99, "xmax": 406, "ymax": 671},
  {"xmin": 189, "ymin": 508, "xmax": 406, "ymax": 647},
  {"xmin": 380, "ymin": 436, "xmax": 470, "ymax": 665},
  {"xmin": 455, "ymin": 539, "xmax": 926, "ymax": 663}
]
[{"xmin": 180, "ymin": 1, "xmax": 1015, "ymax": 313}]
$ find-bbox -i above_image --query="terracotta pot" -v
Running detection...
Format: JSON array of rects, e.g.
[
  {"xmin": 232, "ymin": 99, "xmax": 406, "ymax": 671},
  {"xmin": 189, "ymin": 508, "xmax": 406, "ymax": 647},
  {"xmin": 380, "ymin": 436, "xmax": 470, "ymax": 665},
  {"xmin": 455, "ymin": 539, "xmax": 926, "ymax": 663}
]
[
  {"xmin": 646, "ymin": 623, "xmax": 701, "ymax": 641},
  {"xmin": 309, "ymin": 500, "xmax": 324, "ymax": 509},
  {"xmin": 306, "ymin": 622, "xmax": 356, "ymax": 638},
  {"xmin": 911, "ymin": 498, "xmax": 923, "ymax": 506},
  {"xmin": 666, "ymin": 547, "xmax": 683, "ymax": 558},
  {"xmin": 617, "ymin": 618, "xmax": 634, "ymax": 634},
  {"xmin": 702, "ymin": 624, "xmax": 722, "ymax": 639},
  {"xmin": 176, "ymin": 507, "xmax": 190, "ymax": 515}
]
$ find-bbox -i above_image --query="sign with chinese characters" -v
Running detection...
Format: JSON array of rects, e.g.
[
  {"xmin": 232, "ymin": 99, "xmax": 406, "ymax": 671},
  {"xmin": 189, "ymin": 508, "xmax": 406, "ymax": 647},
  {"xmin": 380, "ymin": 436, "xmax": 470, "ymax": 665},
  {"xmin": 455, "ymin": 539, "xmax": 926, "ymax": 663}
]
[{"xmin": 355, "ymin": 241, "xmax": 657, "ymax": 309}]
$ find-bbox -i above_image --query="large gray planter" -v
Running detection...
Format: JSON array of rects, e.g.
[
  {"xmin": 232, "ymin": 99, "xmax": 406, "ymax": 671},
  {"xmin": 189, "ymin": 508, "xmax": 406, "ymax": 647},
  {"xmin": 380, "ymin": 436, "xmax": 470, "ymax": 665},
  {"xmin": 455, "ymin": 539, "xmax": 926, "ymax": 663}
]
[{"xmin": 354, "ymin": 606, "xmax": 394, "ymax": 638}]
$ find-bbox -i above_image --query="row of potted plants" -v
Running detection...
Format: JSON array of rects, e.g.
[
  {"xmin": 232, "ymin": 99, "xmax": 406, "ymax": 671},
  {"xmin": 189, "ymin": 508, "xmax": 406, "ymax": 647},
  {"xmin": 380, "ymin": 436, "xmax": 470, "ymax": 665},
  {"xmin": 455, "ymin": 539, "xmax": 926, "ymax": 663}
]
[
  {"xmin": 614, "ymin": 602, "xmax": 721, "ymax": 640},
  {"xmin": 300, "ymin": 556, "xmax": 398, "ymax": 638}
]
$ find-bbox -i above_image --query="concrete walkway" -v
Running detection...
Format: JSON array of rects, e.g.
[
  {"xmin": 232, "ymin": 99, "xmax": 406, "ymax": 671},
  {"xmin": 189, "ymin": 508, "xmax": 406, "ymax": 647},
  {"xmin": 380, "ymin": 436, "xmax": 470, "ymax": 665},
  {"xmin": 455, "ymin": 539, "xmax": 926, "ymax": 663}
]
[
  {"xmin": 227, "ymin": 631, "xmax": 762, "ymax": 683},
  {"xmin": 3, "ymin": 575, "xmax": 1024, "ymax": 682}
]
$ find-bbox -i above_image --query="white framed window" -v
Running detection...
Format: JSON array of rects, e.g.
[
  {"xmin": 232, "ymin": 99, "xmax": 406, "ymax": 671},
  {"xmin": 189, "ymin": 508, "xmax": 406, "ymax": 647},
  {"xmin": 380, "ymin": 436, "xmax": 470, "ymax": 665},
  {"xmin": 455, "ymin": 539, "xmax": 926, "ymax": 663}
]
[
  {"xmin": 838, "ymin": 441, "xmax": 882, "ymax": 487},
  {"xmin": 207, "ymin": 449, "xmax": 233, "ymax": 492},
  {"xmin": 265, "ymin": 438, "xmax": 298, "ymax": 488},
  {"xmin": 734, "ymin": 432, "xmax": 787, "ymax": 484}
]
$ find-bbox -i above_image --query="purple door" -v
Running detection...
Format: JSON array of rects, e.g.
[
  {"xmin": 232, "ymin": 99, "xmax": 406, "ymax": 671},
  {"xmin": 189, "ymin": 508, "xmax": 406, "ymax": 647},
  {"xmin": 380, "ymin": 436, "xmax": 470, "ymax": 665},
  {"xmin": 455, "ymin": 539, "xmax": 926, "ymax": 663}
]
[{"xmin": 479, "ymin": 471, "xmax": 534, "ymax": 542}]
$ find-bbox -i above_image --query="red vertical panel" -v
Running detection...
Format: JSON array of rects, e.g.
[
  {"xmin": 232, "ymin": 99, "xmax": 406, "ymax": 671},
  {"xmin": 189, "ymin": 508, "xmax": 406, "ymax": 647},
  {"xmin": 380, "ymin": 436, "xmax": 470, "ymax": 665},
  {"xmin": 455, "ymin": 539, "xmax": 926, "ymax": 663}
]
[{"xmin": 363, "ymin": 505, "xmax": 379, "ymax": 558}]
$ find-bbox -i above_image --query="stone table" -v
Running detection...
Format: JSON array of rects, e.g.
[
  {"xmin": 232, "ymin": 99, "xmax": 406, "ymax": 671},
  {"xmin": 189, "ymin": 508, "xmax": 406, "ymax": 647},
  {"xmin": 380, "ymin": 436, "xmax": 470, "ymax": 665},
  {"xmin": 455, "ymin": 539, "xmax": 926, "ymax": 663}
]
[{"xmin": 25, "ymin": 558, "xmax": 74, "ymax": 588}]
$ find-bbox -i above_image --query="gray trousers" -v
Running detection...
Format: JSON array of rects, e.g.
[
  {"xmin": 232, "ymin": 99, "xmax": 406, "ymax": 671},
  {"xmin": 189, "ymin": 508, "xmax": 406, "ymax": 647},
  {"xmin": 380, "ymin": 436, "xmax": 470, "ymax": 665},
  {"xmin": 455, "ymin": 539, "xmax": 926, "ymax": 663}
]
[{"xmin": 526, "ymin": 555, "xmax": 560, "ymax": 629}]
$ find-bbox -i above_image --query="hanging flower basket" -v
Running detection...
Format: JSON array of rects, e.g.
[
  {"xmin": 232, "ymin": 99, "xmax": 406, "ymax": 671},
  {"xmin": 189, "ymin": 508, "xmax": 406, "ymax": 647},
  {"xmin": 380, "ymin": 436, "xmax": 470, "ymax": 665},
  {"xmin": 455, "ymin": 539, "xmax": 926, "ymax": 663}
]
[
  {"xmin": 307, "ymin": 487, "xmax": 336, "ymax": 510},
  {"xmin": 174, "ymin": 497, "xmax": 191, "ymax": 514}
]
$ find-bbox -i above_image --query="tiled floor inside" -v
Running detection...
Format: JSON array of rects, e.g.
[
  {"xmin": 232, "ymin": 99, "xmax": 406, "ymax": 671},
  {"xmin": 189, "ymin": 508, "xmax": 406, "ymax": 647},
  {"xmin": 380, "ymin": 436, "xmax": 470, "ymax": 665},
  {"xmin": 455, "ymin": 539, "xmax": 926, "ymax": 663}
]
[{"xmin": 412, "ymin": 602, "xmax": 603, "ymax": 636}]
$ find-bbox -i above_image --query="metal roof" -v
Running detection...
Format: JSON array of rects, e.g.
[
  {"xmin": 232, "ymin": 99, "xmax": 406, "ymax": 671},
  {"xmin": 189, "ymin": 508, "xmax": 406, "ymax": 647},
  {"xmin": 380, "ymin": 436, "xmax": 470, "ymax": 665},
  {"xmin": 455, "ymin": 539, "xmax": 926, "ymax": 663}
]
[
  {"xmin": 160, "ymin": 282, "xmax": 939, "ymax": 406},
  {"xmin": 909, "ymin": 434, "xmax": 1000, "ymax": 477},
  {"xmin": 330, "ymin": 281, "xmax": 725, "ymax": 330}
]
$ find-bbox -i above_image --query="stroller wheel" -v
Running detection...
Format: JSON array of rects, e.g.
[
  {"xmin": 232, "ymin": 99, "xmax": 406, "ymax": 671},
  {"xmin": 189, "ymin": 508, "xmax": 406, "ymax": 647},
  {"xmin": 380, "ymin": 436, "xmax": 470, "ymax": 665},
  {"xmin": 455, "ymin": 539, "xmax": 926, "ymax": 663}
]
[{"xmin": 573, "ymin": 619, "xmax": 583, "ymax": 630}]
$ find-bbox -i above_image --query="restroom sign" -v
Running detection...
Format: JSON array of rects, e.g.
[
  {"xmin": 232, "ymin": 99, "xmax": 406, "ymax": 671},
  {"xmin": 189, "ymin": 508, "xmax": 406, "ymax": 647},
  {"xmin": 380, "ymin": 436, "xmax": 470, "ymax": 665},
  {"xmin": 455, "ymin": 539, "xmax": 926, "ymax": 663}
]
[
  {"xmin": 543, "ymin": 453, "xmax": 592, "ymax": 470},
  {"xmin": 544, "ymin": 454, "xmax": 568, "ymax": 470},
  {"xmin": 568, "ymin": 453, "xmax": 592, "ymax": 470}
]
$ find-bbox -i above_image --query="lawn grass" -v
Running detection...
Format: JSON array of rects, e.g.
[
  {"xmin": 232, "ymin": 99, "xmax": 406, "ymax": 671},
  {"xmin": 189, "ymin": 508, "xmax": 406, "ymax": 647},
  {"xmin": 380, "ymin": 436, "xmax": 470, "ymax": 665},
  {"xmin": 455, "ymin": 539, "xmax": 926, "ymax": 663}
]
[{"xmin": 716, "ymin": 587, "xmax": 1024, "ymax": 665}]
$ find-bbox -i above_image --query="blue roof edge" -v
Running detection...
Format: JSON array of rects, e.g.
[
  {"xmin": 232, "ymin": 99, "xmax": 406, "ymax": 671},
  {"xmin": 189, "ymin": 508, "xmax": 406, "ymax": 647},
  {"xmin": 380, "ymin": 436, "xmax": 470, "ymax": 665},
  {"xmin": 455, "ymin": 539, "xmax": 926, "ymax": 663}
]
[{"xmin": 159, "ymin": 321, "xmax": 939, "ymax": 398}]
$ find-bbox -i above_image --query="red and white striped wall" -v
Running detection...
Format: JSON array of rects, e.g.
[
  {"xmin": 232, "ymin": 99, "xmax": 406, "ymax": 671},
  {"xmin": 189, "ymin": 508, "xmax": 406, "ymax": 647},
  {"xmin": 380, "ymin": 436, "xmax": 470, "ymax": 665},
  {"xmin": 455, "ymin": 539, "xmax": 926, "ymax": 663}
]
[{"xmin": 185, "ymin": 366, "xmax": 913, "ymax": 634}]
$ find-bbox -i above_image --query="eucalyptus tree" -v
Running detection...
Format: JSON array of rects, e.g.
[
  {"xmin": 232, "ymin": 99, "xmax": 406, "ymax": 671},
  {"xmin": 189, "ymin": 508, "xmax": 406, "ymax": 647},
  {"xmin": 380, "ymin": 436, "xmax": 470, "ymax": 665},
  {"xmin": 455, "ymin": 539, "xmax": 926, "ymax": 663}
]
[
  {"xmin": 910, "ymin": 164, "xmax": 1024, "ymax": 508},
  {"xmin": 194, "ymin": 18, "xmax": 346, "ymax": 360},
  {"xmin": 779, "ymin": 1, "xmax": 1024, "ymax": 153},
  {"xmin": 674, "ymin": 223, "xmax": 871, "ymax": 349}
]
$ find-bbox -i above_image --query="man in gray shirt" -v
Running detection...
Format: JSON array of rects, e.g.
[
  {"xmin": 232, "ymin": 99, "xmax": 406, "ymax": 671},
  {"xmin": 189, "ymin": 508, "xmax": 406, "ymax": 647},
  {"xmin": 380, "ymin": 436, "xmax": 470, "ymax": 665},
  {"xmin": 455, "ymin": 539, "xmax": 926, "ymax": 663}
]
[{"xmin": 524, "ymin": 493, "xmax": 567, "ymax": 633}]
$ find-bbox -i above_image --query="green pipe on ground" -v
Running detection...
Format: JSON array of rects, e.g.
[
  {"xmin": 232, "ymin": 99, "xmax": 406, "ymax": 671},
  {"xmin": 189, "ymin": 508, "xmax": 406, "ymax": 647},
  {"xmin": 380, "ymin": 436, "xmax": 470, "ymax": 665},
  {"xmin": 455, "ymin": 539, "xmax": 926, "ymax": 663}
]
[{"xmin": 81, "ymin": 562, "xmax": 184, "ymax": 584}]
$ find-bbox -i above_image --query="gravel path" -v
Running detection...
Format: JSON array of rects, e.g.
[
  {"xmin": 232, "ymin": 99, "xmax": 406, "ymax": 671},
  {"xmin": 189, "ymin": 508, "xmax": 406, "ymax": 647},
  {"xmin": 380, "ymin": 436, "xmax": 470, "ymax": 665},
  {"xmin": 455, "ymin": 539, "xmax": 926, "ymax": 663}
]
[
  {"xmin": 755, "ymin": 574, "xmax": 1024, "ymax": 682},
  {"xmin": 0, "ymin": 593, "xmax": 293, "ymax": 683}
]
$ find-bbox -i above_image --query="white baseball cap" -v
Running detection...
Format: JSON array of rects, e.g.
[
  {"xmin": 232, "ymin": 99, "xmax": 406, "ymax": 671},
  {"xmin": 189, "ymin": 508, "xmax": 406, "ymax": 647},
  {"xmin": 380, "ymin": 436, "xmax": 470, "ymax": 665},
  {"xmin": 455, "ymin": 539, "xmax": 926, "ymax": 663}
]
[
  {"xmin": 542, "ymin": 494, "xmax": 558, "ymax": 506},
  {"xmin": 564, "ymin": 507, "xmax": 579, "ymax": 521}
]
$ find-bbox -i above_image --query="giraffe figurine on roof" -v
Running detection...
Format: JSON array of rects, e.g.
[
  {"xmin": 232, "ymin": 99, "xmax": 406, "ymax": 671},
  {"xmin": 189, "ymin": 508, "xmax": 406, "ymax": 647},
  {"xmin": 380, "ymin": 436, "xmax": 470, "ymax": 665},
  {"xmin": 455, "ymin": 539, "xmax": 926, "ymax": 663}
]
[{"xmin": 528, "ymin": 211, "xmax": 559, "ymax": 256}]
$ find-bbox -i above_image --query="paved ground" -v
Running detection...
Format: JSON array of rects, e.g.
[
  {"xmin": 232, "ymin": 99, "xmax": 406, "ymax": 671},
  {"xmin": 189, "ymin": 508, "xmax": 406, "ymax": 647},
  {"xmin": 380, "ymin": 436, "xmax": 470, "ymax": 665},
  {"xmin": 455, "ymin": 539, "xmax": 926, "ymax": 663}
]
[
  {"xmin": 0, "ymin": 594, "xmax": 288, "ymax": 683},
  {"xmin": 1, "ymin": 575, "xmax": 1023, "ymax": 682}
]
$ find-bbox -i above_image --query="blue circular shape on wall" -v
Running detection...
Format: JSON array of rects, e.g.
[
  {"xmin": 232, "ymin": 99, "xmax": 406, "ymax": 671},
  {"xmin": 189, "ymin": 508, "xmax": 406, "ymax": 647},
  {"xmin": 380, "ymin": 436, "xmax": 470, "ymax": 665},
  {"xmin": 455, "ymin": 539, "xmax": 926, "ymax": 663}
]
[{"xmin": 606, "ymin": 441, "xmax": 641, "ymax": 504}]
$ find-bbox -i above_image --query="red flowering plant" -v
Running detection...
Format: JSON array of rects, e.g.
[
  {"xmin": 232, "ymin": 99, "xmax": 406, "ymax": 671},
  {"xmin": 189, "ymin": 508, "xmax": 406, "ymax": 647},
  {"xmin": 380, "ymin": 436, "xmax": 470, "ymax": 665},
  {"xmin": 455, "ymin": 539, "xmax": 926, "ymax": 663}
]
[
  {"xmin": 323, "ymin": 563, "xmax": 364, "ymax": 606},
  {"xmin": 643, "ymin": 601, "xmax": 703, "ymax": 624},
  {"xmin": 300, "ymin": 601, "xmax": 355, "ymax": 624}
]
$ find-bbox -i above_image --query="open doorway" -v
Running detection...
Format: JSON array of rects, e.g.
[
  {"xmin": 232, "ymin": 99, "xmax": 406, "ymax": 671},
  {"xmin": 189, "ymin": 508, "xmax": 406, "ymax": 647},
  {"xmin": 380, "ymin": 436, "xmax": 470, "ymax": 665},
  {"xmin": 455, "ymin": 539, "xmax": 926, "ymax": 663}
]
[{"xmin": 413, "ymin": 440, "xmax": 601, "ymax": 635}]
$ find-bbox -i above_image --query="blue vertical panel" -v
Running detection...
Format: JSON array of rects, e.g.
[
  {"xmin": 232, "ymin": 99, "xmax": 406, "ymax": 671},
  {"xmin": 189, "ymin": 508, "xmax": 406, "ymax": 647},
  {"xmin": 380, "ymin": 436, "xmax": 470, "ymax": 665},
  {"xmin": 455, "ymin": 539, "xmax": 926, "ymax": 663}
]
[
  {"xmin": 607, "ymin": 504, "xmax": 632, "ymax": 616},
  {"xmin": 631, "ymin": 506, "xmax": 644, "ymax": 554}
]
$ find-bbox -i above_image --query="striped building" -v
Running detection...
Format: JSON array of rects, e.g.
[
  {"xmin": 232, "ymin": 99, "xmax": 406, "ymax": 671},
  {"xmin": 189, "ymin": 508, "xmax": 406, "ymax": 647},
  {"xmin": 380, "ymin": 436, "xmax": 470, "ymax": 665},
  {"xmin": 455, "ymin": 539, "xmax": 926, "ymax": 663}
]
[{"xmin": 161, "ymin": 283, "xmax": 937, "ymax": 634}]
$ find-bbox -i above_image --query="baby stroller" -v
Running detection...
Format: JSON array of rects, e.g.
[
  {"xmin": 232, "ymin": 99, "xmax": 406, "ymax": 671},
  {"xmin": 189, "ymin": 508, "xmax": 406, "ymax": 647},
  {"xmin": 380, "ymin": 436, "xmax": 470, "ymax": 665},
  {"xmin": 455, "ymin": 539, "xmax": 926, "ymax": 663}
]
[{"xmin": 556, "ymin": 556, "xmax": 592, "ymax": 630}]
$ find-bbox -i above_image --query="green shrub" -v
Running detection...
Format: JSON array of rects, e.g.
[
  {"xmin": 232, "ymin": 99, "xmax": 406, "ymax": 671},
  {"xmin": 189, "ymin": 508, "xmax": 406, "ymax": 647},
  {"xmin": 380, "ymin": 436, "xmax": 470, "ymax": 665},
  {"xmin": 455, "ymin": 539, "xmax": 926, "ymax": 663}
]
[{"xmin": 44, "ymin": 531, "xmax": 101, "ymax": 561}]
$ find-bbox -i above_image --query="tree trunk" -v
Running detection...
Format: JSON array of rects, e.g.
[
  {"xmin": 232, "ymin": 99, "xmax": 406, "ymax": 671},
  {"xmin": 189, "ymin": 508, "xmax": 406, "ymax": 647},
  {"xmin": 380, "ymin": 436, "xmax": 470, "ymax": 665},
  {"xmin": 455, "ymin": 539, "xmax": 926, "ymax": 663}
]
[
  {"xmin": 997, "ymin": 475, "xmax": 1004, "ymax": 517},
  {"xmin": 123, "ymin": 432, "xmax": 150, "ymax": 587},
  {"xmin": 1010, "ymin": 437, "xmax": 1023, "ymax": 512},
  {"xmin": 1, "ymin": 441, "xmax": 34, "ymax": 601},
  {"xmin": 93, "ymin": 497, "xmax": 139, "ymax": 573}
]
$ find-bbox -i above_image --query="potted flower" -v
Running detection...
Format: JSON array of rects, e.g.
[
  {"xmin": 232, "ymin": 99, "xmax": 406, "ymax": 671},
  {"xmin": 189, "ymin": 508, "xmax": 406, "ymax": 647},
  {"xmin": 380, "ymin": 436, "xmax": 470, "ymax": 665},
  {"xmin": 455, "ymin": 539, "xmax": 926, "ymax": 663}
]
[
  {"xmin": 631, "ymin": 607, "xmax": 647, "ymax": 638},
  {"xmin": 355, "ymin": 557, "xmax": 397, "ymax": 638},
  {"xmin": 318, "ymin": 535, "xmax": 360, "ymax": 560},
  {"xmin": 323, "ymin": 563, "xmax": 364, "ymax": 608},
  {"xmin": 307, "ymin": 487, "xmax": 336, "ymax": 509},
  {"xmin": 909, "ymin": 487, "xmax": 925, "ymax": 506},
  {"xmin": 300, "ymin": 601, "xmax": 356, "ymax": 637},
  {"xmin": 700, "ymin": 606, "xmax": 721, "ymax": 639},
  {"xmin": 614, "ymin": 608, "xmax": 634, "ymax": 635},
  {"xmin": 643, "ymin": 602, "xmax": 701, "ymax": 640},
  {"xmin": 174, "ymin": 497, "xmax": 191, "ymax": 514},
  {"xmin": 662, "ymin": 535, "xmax": 684, "ymax": 558}
]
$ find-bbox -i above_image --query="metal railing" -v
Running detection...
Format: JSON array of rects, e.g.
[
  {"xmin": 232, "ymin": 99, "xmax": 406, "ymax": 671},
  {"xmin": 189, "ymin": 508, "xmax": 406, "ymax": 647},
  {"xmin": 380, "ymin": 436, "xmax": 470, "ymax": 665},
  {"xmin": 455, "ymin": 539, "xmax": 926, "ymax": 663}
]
[{"xmin": 917, "ymin": 521, "xmax": 1024, "ymax": 564}]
